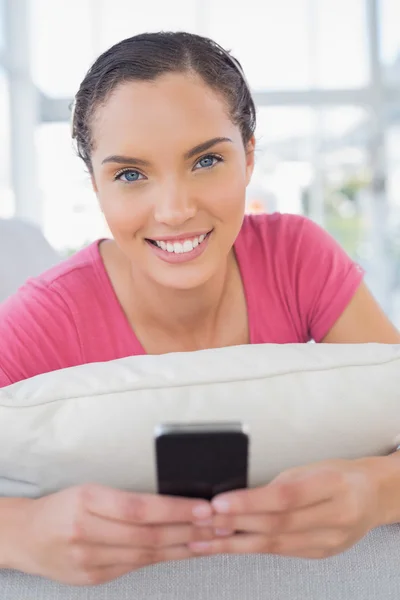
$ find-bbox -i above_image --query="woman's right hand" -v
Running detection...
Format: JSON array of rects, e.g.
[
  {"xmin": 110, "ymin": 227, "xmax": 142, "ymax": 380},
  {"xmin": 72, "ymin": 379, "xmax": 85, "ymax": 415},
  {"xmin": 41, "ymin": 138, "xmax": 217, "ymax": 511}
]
[{"xmin": 7, "ymin": 484, "xmax": 215, "ymax": 586}]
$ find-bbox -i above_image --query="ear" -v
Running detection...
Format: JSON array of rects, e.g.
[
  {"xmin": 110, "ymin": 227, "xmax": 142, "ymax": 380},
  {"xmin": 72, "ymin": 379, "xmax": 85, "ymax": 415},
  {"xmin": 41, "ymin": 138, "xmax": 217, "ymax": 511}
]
[{"xmin": 245, "ymin": 136, "xmax": 256, "ymax": 185}]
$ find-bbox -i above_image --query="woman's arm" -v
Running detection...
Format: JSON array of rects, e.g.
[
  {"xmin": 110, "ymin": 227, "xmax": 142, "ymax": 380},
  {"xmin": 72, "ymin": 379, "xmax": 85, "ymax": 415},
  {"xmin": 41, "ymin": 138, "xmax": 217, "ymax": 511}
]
[
  {"xmin": 0, "ymin": 498, "xmax": 31, "ymax": 568},
  {"xmin": 322, "ymin": 281, "xmax": 400, "ymax": 526},
  {"xmin": 0, "ymin": 487, "xmax": 214, "ymax": 585},
  {"xmin": 322, "ymin": 282, "xmax": 400, "ymax": 344}
]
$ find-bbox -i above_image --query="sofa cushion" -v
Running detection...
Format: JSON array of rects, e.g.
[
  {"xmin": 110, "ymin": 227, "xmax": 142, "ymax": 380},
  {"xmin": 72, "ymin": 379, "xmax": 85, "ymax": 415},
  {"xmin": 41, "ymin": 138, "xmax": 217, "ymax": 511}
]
[
  {"xmin": 0, "ymin": 343, "xmax": 399, "ymax": 498},
  {"xmin": 0, "ymin": 218, "xmax": 59, "ymax": 303}
]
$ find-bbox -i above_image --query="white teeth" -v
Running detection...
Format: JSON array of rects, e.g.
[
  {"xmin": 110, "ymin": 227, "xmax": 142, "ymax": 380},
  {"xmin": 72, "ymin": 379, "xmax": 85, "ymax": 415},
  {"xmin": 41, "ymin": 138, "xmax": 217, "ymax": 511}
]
[
  {"xmin": 154, "ymin": 233, "xmax": 209, "ymax": 254},
  {"xmin": 183, "ymin": 240, "xmax": 194, "ymax": 252},
  {"xmin": 173, "ymin": 242, "xmax": 183, "ymax": 254}
]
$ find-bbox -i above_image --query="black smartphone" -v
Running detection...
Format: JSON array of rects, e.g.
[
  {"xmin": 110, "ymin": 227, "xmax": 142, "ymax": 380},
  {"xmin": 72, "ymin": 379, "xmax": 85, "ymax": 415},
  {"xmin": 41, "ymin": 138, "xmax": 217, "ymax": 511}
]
[{"xmin": 155, "ymin": 421, "xmax": 249, "ymax": 500}]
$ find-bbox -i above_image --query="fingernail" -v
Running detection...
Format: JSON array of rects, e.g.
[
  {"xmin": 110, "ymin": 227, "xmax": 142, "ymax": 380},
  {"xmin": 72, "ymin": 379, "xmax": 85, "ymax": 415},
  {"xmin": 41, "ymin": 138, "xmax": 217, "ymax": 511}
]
[
  {"xmin": 212, "ymin": 499, "xmax": 231, "ymax": 513},
  {"xmin": 215, "ymin": 528, "xmax": 232, "ymax": 537},
  {"xmin": 192, "ymin": 504, "xmax": 212, "ymax": 519},
  {"xmin": 190, "ymin": 541, "xmax": 211, "ymax": 552},
  {"xmin": 194, "ymin": 519, "xmax": 213, "ymax": 527}
]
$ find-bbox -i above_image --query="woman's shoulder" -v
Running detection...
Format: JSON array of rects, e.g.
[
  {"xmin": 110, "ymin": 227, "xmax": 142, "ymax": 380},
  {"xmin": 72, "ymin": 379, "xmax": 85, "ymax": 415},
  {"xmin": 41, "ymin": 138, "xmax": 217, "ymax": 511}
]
[
  {"xmin": 240, "ymin": 211, "xmax": 311, "ymax": 239},
  {"xmin": 0, "ymin": 240, "xmax": 107, "ymax": 388},
  {"xmin": 33, "ymin": 240, "xmax": 105, "ymax": 291},
  {"xmin": 237, "ymin": 212, "xmax": 364, "ymax": 343},
  {"xmin": 0, "ymin": 240, "xmax": 104, "ymax": 314},
  {"xmin": 238, "ymin": 211, "xmax": 360, "ymax": 275},
  {"xmin": 237, "ymin": 212, "xmax": 317, "ymax": 259}
]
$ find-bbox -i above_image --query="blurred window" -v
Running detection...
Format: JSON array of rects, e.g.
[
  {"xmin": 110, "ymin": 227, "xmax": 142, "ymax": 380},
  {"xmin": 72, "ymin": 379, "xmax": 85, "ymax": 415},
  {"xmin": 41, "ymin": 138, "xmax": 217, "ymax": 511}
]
[
  {"xmin": 0, "ymin": 67, "xmax": 13, "ymax": 218},
  {"xmin": 31, "ymin": 0, "xmax": 197, "ymax": 98},
  {"xmin": 36, "ymin": 123, "xmax": 110, "ymax": 252},
  {"xmin": 311, "ymin": 0, "xmax": 368, "ymax": 88},
  {"xmin": 209, "ymin": 0, "xmax": 368, "ymax": 90},
  {"xmin": 0, "ymin": 0, "xmax": 5, "ymax": 51},
  {"xmin": 100, "ymin": 0, "xmax": 197, "ymax": 49},
  {"xmin": 31, "ymin": 0, "xmax": 97, "ymax": 97},
  {"xmin": 380, "ymin": 0, "xmax": 400, "ymax": 85},
  {"xmin": 209, "ymin": 0, "xmax": 312, "ymax": 91}
]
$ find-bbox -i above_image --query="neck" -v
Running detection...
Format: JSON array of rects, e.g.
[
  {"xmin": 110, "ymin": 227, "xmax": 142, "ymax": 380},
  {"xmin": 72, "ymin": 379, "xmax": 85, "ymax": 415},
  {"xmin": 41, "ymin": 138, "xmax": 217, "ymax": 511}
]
[{"xmin": 130, "ymin": 253, "xmax": 235, "ymax": 341}]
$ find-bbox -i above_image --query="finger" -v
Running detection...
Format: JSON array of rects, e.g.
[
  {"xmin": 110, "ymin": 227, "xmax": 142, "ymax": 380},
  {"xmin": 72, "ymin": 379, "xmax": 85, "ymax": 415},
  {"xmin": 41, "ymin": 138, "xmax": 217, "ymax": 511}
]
[
  {"xmin": 82, "ymin": 485, "xmax": 212, "ymax": 524},
  {"xmin": 79, "ymin": 513, "xmax": 215, "ymax": 547},
  {"xmin": 190, "ymin": 529, "xmax": 347, "ymax": 557},
  {"xmin": 77, "ymin": 542, "xmax": 193, "ymax": 569},
  {"xmin": 212, "ymin": 500, "xmax": 343, "ymax": 534},
  {"xmin": 212, "ymin": 467, "xmax": 343, "ymax": 515},
  {"xmin": 80, "ymin": 545, "xmax": 192, "ymax": 586},
  {"xmin": 79, "ymin": 564, "xmax": 135, "ymax": 586}
]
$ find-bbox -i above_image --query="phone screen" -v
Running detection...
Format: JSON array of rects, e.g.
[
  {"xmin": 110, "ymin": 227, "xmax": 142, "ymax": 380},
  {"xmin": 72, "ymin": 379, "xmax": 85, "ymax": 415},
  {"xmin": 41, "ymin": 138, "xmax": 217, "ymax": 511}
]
[{"xmin": 155, "ymin": 423, "xmax": 248, "ymax": 500}]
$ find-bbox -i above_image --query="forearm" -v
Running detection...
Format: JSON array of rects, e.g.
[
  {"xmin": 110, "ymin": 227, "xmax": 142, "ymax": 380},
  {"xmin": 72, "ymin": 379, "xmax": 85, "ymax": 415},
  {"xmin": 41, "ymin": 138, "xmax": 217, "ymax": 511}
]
[
  {"xmin": 0, "ymin": 497, "xmax": 32, "ymax": 569},
  {"xmin": 359, "ymin": 451, "xmax": 400, "ymax": 526}
]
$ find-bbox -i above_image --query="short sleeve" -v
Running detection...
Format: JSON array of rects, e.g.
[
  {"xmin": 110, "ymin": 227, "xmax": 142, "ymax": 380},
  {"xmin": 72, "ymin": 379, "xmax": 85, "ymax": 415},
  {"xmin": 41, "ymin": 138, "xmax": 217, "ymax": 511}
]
[
  {"xmin": 290, "ymin": 216, "xmax": 364, "ymax": 342},
  {"xmin": 0, "ymin": 279, "xmax": 83, "ymax": 388}
]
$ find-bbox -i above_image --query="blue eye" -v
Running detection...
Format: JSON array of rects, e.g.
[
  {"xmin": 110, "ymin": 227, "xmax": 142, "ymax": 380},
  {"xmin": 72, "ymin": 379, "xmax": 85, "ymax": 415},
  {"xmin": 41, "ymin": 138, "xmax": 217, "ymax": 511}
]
[
  {"xmin": 115, "ymin": 169, "xmax": 144, "ymax": 183},
  {"xmin": 194, "ymin": 154, "xmax": 222, "ymax": 170}
]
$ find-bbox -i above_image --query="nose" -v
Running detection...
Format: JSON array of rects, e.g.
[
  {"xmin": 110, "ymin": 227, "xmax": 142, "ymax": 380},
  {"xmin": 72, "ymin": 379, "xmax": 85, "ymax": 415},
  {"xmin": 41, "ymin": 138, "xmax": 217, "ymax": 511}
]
[{"xmin": 153, "ymin": 179, "xmax": 196, "ymax": 227}]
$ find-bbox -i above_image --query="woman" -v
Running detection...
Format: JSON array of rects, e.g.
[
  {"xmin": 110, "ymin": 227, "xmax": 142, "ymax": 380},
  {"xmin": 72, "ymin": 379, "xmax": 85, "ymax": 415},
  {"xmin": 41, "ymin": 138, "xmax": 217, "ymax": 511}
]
[{"xmin": 0, "ymin": 32, "xmax": 399, "ymax": 587}]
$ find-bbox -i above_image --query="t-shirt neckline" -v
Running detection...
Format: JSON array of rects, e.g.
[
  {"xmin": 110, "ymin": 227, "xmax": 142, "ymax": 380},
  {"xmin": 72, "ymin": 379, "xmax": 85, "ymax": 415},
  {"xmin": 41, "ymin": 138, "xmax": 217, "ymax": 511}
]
[{"xmin": 91, "ymin": 233, "xmax": 253, "ymax": 355}]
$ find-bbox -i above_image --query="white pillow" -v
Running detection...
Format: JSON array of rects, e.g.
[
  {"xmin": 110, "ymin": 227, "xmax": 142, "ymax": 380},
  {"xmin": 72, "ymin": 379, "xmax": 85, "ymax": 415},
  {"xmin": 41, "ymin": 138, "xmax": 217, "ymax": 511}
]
[{"xmin": 0, "ymin": 343, "xmax": 399, "ymax": 498}]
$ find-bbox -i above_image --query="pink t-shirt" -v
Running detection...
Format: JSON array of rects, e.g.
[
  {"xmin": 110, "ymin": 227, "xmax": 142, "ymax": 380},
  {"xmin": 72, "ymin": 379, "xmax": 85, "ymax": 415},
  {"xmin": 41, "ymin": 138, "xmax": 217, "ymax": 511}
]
[{"xmin": 0, "ymin": 213, "xmax": 363, "ymax": 388}]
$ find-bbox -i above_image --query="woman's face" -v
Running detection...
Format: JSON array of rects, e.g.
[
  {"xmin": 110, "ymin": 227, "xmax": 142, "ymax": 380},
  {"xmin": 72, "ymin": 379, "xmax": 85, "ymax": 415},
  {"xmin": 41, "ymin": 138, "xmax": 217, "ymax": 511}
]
[{"xmin": 90, "ymin": 72, "xmax": 255, "ymax": 290}]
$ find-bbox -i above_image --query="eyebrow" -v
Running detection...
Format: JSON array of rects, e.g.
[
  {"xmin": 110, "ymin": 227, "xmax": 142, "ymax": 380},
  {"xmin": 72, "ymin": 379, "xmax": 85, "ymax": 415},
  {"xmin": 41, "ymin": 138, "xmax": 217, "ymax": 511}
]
[{"xmin": 101, "ymin": 137, "xmax": 233, "ymax": 167}]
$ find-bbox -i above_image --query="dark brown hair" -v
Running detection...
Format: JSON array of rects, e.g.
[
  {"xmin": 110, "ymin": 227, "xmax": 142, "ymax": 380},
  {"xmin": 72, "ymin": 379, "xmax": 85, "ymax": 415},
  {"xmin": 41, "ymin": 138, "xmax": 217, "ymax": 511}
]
[{"xmin": 71, "ymin": 31, "xmax": 256, "ymax": 171}]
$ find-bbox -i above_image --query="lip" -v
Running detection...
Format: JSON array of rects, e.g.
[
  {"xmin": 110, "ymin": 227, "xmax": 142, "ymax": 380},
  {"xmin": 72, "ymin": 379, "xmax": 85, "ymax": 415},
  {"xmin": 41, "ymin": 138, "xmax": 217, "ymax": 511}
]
[
  {"xmin": 146, "ymin": 230, "xmax": 212, "ymax": 264},
  {"xmin": 146, "ymin": 229, "xmax": 212, "ymax": 243}
]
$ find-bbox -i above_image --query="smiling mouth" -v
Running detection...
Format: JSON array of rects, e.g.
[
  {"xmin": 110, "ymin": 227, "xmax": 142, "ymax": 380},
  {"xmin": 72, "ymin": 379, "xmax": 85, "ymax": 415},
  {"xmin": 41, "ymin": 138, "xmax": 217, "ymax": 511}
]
[{"xmin": 146, "ymin": 230, "xmax": 213, "ymax": 255}]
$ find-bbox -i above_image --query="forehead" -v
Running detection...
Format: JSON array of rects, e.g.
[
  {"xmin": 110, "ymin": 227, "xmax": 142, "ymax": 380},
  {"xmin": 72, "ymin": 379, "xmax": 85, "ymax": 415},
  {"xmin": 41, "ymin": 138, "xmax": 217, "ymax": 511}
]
[{"xmin": 91, "ymin": 73, "xmax": 239, "ymax": 155}]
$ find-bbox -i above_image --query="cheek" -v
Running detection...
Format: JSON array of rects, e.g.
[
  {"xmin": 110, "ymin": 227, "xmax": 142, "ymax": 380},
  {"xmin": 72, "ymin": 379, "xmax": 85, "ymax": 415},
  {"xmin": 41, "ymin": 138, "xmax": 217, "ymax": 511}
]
[
  {"xmin": 202, "ymin": 171, "xmax": 246, "ymax": 220},
  {"xmin": 98, "ymin": 186, "xmax": 150, "ymax": 235}
]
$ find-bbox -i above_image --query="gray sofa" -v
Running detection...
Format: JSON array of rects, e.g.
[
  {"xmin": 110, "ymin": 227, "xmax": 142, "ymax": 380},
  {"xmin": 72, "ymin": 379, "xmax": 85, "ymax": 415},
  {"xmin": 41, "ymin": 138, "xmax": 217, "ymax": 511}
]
[
  {"xmin": 1, "ymin": 524, "xmax": 399, "ymax": 599},
  {"xmin": 0, "ymin": 218, "xmax": 59, "ymax": 303}
]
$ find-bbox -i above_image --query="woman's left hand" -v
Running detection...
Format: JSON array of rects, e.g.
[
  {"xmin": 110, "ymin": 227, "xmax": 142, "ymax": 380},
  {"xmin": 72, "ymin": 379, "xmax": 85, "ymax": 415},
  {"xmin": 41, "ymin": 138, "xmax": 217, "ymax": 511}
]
[{"xmin": 190, "ymin": 458, "xmax": 388, "ymax": 559}]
